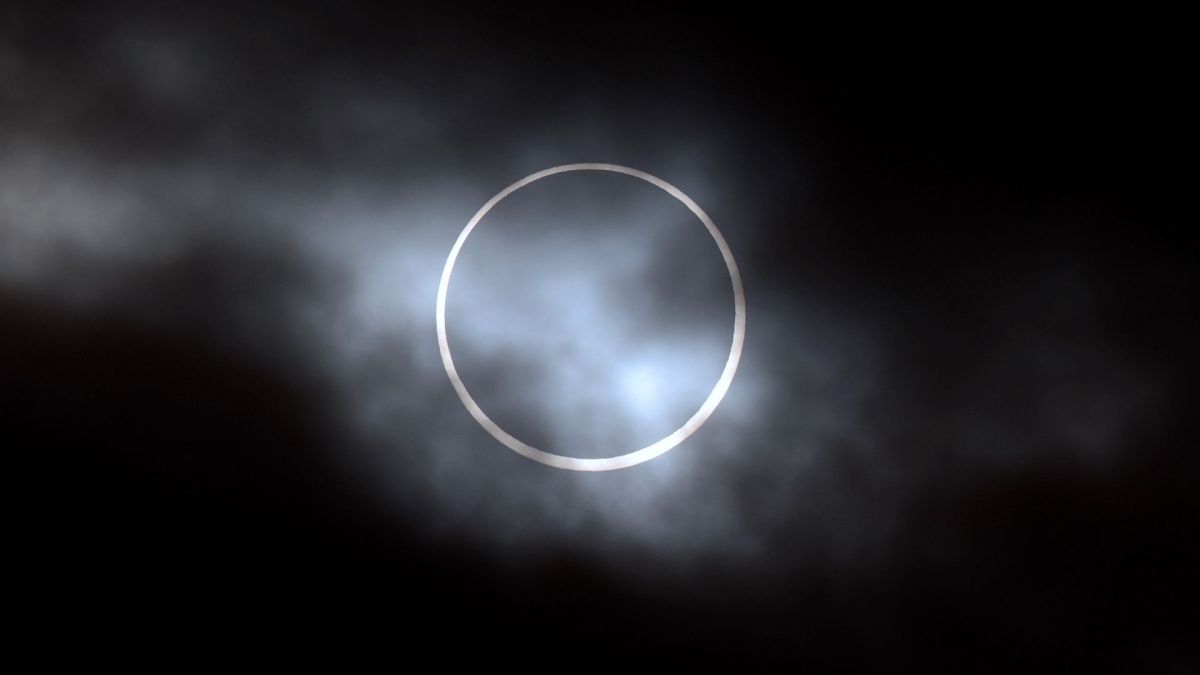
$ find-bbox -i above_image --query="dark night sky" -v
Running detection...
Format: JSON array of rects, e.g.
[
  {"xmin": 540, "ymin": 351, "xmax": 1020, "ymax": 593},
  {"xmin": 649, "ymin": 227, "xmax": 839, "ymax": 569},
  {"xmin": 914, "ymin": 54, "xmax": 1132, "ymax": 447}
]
[{"xmin": 3, "ymin": 4, "xmax": 1196, "ymax": 670}]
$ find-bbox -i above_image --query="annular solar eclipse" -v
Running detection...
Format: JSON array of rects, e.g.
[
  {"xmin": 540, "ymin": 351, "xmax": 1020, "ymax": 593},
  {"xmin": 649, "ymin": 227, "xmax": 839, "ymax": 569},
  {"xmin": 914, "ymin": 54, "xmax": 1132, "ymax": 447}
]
[{"xmin": 436, "ymin": 164, "xmax": 746, "ymax": 471}]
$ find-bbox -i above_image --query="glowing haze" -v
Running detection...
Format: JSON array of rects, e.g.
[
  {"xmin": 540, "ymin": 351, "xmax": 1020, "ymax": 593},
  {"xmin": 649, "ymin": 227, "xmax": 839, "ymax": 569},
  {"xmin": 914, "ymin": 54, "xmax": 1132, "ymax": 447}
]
[{"xmin": 1, "ymin": 5, "xmax": 1179, "ymax": 597}]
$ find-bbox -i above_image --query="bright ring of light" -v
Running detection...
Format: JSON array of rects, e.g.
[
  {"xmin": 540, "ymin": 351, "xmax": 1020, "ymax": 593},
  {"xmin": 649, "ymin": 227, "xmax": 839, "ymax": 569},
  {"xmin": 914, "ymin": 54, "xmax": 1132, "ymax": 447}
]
[{"xmin": 436, "ymin": 163, "xmax": 746, "ymax": 471}]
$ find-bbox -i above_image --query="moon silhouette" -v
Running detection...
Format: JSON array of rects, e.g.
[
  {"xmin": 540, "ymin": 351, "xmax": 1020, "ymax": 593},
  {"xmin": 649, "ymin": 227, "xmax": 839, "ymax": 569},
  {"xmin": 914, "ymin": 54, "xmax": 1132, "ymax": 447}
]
[{"xmin": 436, "ymin": 163, "xmax": 746, "ymax": 471}]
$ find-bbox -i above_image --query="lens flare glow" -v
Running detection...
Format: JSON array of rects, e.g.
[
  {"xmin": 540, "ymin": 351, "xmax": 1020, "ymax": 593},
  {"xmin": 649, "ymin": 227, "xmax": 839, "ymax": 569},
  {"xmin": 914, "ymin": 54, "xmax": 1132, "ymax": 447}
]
[{"xmin": 436, "ymin": 163, "xmax": 746, "ymax": 471}]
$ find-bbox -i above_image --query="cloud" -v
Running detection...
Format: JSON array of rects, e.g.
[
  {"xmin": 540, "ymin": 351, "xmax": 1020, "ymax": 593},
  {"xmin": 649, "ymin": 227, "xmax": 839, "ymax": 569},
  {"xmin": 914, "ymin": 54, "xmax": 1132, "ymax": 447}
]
[{"xmin": 0, "ymin": 4, "xmax": 1180, "ymax": 603}]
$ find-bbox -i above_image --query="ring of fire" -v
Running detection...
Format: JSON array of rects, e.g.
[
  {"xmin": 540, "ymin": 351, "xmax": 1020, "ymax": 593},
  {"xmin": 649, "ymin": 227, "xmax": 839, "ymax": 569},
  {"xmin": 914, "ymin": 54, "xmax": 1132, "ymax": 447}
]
[{"xmin": 435, "ymin": 163, "xmax": 746, "ymax": 471}]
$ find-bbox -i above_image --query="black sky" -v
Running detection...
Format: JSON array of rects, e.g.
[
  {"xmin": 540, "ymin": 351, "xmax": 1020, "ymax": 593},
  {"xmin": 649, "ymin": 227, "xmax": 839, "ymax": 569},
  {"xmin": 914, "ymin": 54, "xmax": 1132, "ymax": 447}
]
[{"xmin": 3, "ymin": 4, "xmax": 1196, "ymax": 670}]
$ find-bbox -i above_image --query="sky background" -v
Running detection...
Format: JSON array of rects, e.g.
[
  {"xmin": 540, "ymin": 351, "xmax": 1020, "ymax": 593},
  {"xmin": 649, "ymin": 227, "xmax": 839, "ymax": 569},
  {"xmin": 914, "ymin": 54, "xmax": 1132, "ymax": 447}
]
[{"xmin": 3, "ymin": 4, "xmax": 1195, "ymax": 670}]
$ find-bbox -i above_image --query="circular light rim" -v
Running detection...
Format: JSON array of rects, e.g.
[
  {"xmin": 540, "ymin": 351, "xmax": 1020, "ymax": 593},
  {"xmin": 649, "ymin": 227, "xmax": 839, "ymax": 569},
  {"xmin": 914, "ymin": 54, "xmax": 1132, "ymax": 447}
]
[{"xmin": 435, "ymin": 163, "xmax": 745, "ymax": 471}]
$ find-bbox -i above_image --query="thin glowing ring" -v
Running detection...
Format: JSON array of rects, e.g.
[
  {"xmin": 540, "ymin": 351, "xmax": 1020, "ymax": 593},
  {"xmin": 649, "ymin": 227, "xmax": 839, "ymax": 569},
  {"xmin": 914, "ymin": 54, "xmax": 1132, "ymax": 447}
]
[{"xmin": 436, "ymin": 163, "xmax": 745, "ymax": 471}]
